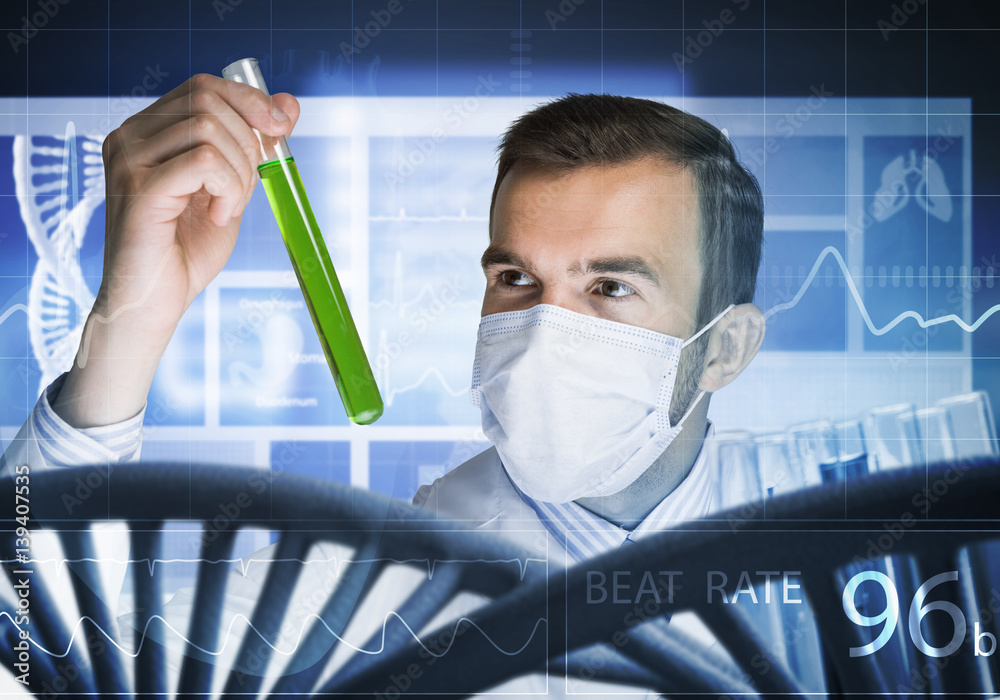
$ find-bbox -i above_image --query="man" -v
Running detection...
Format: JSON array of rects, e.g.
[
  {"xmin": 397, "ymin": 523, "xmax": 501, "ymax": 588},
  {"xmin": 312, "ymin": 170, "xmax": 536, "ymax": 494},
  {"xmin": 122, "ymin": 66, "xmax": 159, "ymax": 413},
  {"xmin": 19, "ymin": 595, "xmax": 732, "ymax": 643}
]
[
  {"xmin": 414, "ymin": 94, "xmax": 765, "ymax": 559},
  {"xmin": 3, "ymin": 76, "xmax": 764, "ymax": 538},
  {"xmin": 1, "ymin": 76, "xmax": 765, "ymax": 692}
]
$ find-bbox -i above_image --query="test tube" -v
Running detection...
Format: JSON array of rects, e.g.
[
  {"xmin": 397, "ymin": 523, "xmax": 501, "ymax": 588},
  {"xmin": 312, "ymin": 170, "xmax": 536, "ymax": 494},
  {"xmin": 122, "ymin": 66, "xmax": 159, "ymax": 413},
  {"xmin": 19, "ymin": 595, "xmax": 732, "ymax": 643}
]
[
  {"xmin": 936, "ymin": 391, "xmax": 999, "ymax": 459},
  {"xmin": 222, "ymin": 58, "xmax": 383, "ymax": 425},
  {"xmin": 709, "ymin": 430, "xmax": 761, "ymax": 511},
  {"xmin": 865, "ymin": 402, "xmax": 919, "ymax": 470},
  {"xmin": 786, "ymin": 420, "xmax": 837, "ymax": 489}
]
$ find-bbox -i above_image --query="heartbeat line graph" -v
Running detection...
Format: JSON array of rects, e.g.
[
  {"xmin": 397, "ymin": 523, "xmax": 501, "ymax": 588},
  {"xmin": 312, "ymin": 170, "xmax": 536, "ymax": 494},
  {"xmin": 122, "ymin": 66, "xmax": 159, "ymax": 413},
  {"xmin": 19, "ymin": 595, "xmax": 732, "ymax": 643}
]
[
  {"xmin": 3, "ymin": 243, "xmax": 996, "ymax": 344},
  {"xmin": 763, "ymin": 246, "xmax": 1000, "ymax": 334},
  {"xmin": 3, "ymin": 554, "xmax": 546, "ymax": 581},
  {"xmin": 0, "ymin": 303, "xmax": 63, "ymax": 331},
  {"xmin": 370, "ymin": 251, "xmax": 478, "ymax": 317},
  {"xmin": 0, "ymin": 608, "xmax": 546, "ymax": 661},
  {"xmin": 370, "ymin": 248, "xmax": 478, "ymax": 405},
  {"xmin": 367, "ymin": 244, "xmax": 1000, "ymax": 406},
  {"xmin": 378, "ymin": 364, "xmax": 470, "ymax": 407}
]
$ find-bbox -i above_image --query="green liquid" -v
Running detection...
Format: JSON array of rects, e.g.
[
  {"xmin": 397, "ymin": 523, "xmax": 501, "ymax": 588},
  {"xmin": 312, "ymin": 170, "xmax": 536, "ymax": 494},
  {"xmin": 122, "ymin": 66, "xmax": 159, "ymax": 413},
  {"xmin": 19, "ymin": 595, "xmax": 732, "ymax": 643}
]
[{"xmin": 258, "ymin": 157, "xmax": 383, "ymax": 425}]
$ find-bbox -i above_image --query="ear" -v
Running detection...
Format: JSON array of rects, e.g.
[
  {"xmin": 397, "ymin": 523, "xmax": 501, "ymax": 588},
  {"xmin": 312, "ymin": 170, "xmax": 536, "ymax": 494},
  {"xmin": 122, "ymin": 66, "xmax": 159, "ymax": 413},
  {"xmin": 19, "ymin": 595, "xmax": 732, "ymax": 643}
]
[{"xmin": 698, "ymin": 303, "xmax": 765, "ymax": 393}]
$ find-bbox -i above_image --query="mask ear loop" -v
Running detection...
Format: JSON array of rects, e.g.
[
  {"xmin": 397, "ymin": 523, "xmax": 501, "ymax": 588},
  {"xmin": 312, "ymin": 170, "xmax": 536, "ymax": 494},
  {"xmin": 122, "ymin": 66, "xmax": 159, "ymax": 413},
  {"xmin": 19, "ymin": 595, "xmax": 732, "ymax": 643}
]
[
  {"xmin": 674, "ymin": 303, "xmax": 736, "ymax": 428},
  {"xmin": 681, "ymin": 303, "xmax": 735, "ymax": 349}
]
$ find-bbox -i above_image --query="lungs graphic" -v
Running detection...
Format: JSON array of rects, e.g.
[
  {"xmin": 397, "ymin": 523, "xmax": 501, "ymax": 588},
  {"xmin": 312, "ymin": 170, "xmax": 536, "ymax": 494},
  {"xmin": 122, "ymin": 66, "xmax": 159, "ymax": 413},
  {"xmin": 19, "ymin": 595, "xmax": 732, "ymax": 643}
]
[
  {"xmin": 873, "ymin": 148, "xmax": 952, "ymax": 224},
  {"xmin": 913, "ymin": 153, "xmax": 953, "ymax": 222},
  {"xmin": 872, "ymin": 154, "xmax": 910, "ymax": 222}
]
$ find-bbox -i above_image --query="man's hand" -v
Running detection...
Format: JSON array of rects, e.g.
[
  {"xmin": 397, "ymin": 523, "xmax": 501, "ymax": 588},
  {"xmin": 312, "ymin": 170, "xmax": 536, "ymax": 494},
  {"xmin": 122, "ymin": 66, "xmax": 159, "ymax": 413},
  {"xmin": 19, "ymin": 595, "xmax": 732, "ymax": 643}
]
[{"xmin": 53, "ymin": 74, "xmax": 300, "ymax": 428}]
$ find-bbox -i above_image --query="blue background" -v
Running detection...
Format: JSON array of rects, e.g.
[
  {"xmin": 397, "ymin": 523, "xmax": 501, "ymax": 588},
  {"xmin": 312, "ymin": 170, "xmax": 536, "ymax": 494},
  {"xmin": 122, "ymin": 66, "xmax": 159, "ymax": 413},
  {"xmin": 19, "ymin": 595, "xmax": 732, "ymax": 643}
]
[{"xmin": 1, "ymin": 0, "xmax": 997, "ymax": 497}]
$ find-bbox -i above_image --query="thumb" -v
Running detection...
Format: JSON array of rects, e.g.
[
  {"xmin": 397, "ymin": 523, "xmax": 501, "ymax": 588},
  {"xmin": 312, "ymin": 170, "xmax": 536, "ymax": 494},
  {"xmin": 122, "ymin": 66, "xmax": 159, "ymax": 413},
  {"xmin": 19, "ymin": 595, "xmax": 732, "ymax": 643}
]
[{"xmin": 271, "ymin": 93, "xmax": 301, "ymax": 134}]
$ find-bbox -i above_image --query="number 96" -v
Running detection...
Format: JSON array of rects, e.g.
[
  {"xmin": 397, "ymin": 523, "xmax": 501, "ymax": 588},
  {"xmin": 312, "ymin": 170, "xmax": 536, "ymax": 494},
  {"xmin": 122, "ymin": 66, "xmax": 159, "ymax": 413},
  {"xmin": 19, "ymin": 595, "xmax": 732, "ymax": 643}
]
[{"xmin": 842, "ymin": 570, "xmax": 966, "ymax": 658}]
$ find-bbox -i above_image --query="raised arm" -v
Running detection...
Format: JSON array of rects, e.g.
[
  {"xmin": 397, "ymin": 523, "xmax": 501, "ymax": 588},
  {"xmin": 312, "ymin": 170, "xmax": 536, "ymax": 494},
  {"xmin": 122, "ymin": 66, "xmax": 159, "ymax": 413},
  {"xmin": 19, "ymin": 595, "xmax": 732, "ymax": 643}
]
[{"xmin": 52, "ymin": 74, "xmax": 300, "ymax": 429}]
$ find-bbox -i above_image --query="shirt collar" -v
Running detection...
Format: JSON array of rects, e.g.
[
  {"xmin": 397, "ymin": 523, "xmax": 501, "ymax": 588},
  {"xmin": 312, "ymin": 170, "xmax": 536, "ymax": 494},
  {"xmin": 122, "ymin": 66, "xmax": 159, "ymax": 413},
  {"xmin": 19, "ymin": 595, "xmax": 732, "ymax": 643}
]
[{"xmin": 510, "ymin": 422, "xmax": 717, "ymax": 562}]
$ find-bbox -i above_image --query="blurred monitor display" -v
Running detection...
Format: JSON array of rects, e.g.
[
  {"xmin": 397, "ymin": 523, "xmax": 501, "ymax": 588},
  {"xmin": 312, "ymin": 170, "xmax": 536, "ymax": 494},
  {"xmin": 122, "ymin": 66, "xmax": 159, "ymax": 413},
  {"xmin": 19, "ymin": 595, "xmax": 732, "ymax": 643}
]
[{"xmin": 0, "ymin": 94, "xmax": 976, "ymax": 497}]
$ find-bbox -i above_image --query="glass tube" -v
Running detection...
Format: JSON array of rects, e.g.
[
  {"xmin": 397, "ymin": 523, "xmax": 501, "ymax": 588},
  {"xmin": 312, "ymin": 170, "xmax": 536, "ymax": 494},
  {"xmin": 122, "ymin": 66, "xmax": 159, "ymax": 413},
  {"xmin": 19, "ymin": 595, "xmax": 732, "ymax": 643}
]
[
  {"xmin": 754, "ymin": 431, "xmax": 798, "ymax": 497},
  {"xmin": 786, "ymin": 420, "xmax": 837, "ymax": 489},
  {"xmin": 936, "ymin": 391, "xmax": 999, "ymax": 459},
  {"xmin": 830, "ymin": 419, "xmax": 874, "ymax": 480},
  {"xmin": 709, "ymin": 430, "xmax": 762, "ymax": 511},
  {"xmin": 222, "ymin": 58, "xmax": 383, "ymax": 424},
  {"xmin": 915, "ymin": 406, "xmax": 954, "ymax": 463},
  {"xmin": 864, "ymin": 402, "xmax": 919, "ymax": 471}
]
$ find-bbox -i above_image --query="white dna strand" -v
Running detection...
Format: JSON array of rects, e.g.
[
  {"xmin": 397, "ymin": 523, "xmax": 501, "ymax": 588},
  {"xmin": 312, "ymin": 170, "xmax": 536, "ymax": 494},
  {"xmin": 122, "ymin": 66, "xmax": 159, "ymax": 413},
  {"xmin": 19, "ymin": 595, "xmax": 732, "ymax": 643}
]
[{"xmin": 13, "ymin": 121, "xmax": 105, "ymax": 394}]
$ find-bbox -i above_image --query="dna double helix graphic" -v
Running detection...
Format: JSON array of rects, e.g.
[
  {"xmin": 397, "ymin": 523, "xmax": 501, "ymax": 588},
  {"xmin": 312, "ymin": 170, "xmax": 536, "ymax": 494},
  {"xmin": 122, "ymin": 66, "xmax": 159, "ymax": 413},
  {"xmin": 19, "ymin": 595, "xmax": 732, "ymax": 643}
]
[{"xmin": 13, "ymin": 121, "xmax": 104, "ymax": 394}]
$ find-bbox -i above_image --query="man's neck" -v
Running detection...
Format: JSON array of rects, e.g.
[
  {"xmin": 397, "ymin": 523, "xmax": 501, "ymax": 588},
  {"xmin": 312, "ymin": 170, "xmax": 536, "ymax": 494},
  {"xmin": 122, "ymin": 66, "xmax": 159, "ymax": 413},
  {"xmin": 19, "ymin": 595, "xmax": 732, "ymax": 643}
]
[{"xmin": 574, "ymin": 411, "xmax": 710, "ymax": 529}]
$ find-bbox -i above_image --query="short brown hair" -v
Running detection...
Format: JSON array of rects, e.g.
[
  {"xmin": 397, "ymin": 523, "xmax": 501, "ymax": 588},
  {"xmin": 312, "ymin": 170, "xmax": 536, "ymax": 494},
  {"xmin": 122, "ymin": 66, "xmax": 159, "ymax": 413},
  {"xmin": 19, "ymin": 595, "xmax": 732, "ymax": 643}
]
[{"xmin": 488, "ymin": 93, "xmax": 763, "ymax": 331}]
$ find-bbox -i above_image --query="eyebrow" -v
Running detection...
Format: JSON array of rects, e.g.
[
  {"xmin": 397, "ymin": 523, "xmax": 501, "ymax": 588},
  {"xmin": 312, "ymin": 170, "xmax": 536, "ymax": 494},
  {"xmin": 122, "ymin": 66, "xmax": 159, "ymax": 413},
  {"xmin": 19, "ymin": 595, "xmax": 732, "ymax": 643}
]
[
  {"xmin": 480, "ymin": 245, "xmax": 530, "ymax": 273},
  {"xmin": 572, "ymin": 256, "xmax": 661, "ymax": 288},
  {"xmin": 480, "ymin": 245, "xmax": 661, "ymax": 288}
]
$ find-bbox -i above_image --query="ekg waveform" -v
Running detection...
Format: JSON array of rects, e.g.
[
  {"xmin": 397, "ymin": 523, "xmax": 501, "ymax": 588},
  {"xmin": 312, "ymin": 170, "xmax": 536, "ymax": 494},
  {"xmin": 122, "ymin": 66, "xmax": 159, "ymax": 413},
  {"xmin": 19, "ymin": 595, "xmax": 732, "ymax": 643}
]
[
  {"xmin": 0, "ymin": 303, "xmax": 62, "ymax": 331},
  {"xmin": 3, "ymin": 554, "xmax": 545, "ymax": 580},
  {"xmin": 379, "ymin": 365, "xmax": 470, "ymax": 407},
  {"xmin": 764, "ymin": 246, "xmax": 1000, "ymax": 335},
  {"xmin": 0, "ymin": 608, "xmax": 545, "ymax": 660}
]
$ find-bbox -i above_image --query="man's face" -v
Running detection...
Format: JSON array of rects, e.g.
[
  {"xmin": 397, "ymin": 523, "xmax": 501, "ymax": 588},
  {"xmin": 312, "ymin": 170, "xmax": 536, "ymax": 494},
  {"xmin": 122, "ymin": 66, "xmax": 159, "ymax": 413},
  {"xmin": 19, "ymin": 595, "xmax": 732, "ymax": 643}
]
[{"xmin": 482, "ymin": 157, "xmax": 703, "ymax": 344}]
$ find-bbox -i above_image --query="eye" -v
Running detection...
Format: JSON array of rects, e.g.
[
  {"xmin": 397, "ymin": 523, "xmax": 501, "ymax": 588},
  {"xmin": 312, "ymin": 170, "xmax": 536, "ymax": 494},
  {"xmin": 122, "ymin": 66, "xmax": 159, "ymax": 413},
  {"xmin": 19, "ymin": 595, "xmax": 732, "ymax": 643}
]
[
  {"xmin": 596, "ymin": 280, "xmax": 637, "ymax": 299},
  {"xmin": 498, "ymin": 270, "xmax": 535, "ymax": 287}
]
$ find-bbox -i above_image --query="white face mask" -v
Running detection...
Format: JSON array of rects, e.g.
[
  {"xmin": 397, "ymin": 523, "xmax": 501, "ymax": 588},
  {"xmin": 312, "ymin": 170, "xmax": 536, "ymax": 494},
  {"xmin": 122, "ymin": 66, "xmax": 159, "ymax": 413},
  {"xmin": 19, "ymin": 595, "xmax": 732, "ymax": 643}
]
[{"xmin": 470, "ymin": 303, "xmax": 733, "ymax": 504}]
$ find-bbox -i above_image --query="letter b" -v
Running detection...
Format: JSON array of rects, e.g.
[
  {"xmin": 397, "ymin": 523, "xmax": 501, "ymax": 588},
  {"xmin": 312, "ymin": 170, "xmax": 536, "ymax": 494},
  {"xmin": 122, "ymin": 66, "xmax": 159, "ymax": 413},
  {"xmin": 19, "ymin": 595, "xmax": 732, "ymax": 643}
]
[
  {"xmin": 587, "ymin": 571, "xmax": 608, "ymax": 604},
  {"xmin": 975, "ymin": 622, "xmax": 997, "ymax": 657}
]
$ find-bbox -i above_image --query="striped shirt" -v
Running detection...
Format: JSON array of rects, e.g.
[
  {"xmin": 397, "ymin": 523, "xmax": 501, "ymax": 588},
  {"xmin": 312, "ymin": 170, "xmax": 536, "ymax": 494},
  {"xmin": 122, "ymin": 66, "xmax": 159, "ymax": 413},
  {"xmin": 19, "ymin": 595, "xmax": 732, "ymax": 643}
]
[
  {"xmin": 25, "ymin": 373, "xmax": 145, "ymax": 466},
  {"xmin": 513, "ymin": 424, "xmax": 718, "ymax": 562}
]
